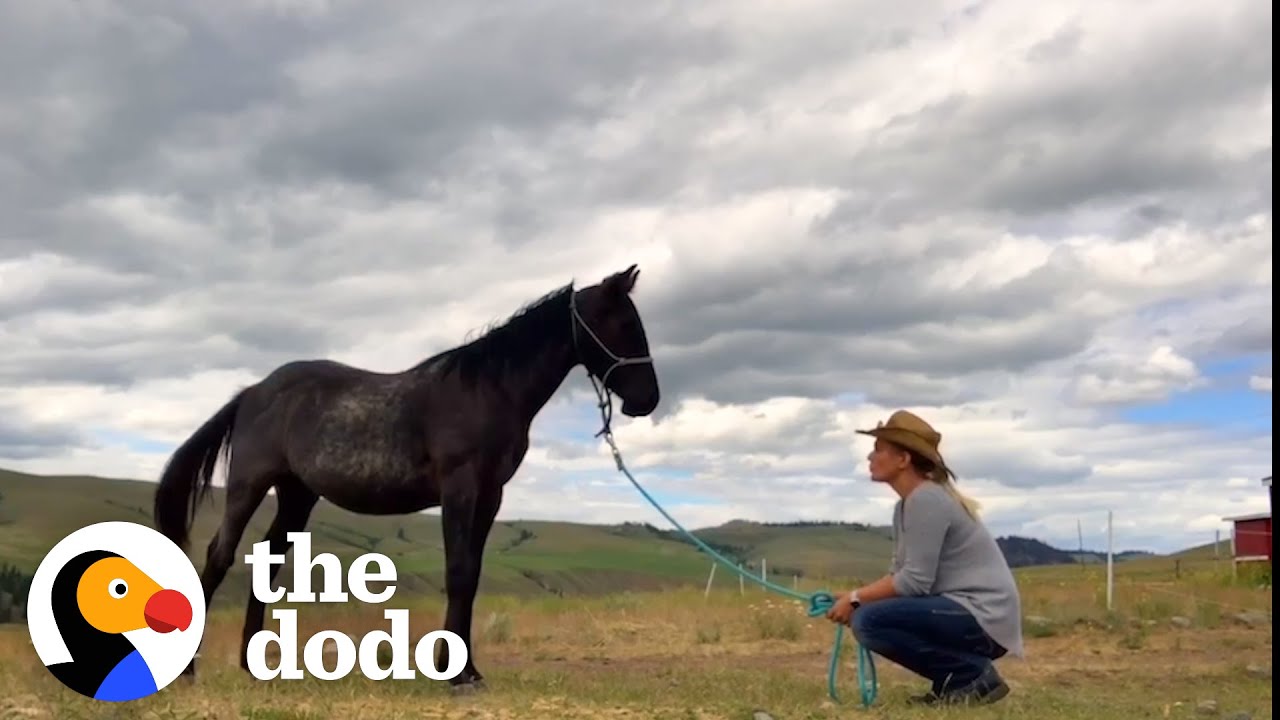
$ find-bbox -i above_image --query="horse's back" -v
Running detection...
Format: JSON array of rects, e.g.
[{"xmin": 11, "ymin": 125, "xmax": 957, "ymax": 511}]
[{"xmin": 259, "ymin": 357, "xmax": 387, "ymax": 385}]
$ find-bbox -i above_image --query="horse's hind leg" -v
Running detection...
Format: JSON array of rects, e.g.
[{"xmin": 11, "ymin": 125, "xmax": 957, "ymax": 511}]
[
  {"xmin": 238, "ymin": 474, "xmax": 318, "ymax": 671},
  {"xmin": 182, "ymin": 461, "xmax": 273, "ymax": 678}
]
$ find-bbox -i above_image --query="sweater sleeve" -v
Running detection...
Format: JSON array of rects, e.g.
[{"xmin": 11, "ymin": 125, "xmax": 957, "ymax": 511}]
[{"xmin": 891, "ymin": 487, "xmax": 952, "ymax": 596}]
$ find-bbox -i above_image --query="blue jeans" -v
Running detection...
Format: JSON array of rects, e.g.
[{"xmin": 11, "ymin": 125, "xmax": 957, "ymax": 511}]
[{"xmin": 851, "ymin": 595, "xmax": 1007, "ymax": 695}]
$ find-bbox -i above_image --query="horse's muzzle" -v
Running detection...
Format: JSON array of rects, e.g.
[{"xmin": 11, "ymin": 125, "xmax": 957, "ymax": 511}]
[{"xmin": 621, "ymin": 390, "xmax": 659, "ymax": 417}]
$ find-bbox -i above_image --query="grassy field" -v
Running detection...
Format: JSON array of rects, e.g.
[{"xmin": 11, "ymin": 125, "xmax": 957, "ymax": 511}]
[{"xmin": 0, "ymin": 553, "xmax": 1271, "ymax": 719}]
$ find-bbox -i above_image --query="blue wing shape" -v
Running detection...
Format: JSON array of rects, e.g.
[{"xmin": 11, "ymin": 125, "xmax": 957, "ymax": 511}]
[{"xmin": 94, "ymin": 649, "xmax": 159, "ymax": 702}]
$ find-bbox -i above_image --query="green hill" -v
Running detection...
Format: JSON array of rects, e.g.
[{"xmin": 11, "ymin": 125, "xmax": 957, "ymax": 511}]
[
  {"xmin": 1171, "ymin": 539, "xmax": 1234, "ymax": 560},
  {"xmin": 0, "ymin": 468, "xmax": 900, "ymax": 613}
]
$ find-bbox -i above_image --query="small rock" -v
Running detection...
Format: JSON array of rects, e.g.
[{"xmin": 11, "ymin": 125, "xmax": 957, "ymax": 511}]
[
  {"xmin": 1226, "ymin": 712, "xmax": 1252, "ymax": 720},
  {"xmin": 752, "ymin": 712, "xmax": 776, "ymax": 720},
  {"xmin": 1196, "ymin": 699, "xmax": 1219, "ymax": 715},
  {"xmin": 1232, "ymin": 611, "xmax": 1269, "ymax": 627},
  {"xmin": 1170, "ymin": 616, "xmax": 1192, "ymax": 628},
  {"xmin": 1026, "ymin": 615, "xmax": 1051, "ymax": 625},
  {"xmin": 1245, "ymin": 663, "xmax": 1271, "ymax": 679}
]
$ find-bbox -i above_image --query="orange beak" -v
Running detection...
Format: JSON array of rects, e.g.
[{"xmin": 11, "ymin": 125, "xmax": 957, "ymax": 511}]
[{"xmin": 144, "ymin": 588, "xmax": 192, "ymax": 633}]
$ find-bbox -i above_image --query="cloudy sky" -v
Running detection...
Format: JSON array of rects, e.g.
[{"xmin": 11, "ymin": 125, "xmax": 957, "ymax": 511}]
[{"xmin": 2, "ymin": 0, "xmax": 1271, "ymax": 555}]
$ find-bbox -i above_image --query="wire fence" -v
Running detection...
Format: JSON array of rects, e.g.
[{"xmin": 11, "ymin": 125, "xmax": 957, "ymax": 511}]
[
  {"xmin": 1024, "ymin": 513, "xmax": 1271, "ymax": 627},
  {"xmin": 697, "ymin": 512, "xmax": 1273, "ymax": 628}
]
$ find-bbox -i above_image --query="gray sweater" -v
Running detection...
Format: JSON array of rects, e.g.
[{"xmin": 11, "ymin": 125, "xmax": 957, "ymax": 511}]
[{"xmin": 888, "ymin": 482, "xmax": 1024, "ymax": 658}]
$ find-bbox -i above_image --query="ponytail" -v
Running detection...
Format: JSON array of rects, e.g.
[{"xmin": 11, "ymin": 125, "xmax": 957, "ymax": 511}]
[
  {"xmin": 898, "ymin": 443, "xmax": 981, "ymax": 521},
  {"xmin": 936, "ymin": 473, "xmax": 981, "ymax": 520}
]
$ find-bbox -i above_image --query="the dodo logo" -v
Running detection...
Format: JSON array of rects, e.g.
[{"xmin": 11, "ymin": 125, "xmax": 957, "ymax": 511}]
[{"xmin": 26, "ymin": 521, "xmax": 206, "ymax": 702}]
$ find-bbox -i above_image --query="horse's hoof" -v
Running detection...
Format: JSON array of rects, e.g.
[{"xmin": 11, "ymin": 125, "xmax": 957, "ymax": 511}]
[{"xmin": 450, "ymin": 683, "xmax": 479, "ymax": 697}]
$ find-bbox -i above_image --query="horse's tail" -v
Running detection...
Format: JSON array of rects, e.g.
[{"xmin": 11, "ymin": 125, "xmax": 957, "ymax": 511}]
[{"xmin": 153, "ymin": 387, "xmax": 248, "ymax": 551}]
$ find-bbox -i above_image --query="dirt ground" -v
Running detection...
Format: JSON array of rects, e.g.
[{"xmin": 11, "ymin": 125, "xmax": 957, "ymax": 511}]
[{"xmin": 0, "ymin": 586, "xmax": 1272, "ymax": 720}]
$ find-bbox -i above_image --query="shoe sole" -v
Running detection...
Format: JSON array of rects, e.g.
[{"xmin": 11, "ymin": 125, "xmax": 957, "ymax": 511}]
[
  {"xmin": 977, "ymin": 682, "xmax": 1010, "ymax": 705},
  {"xmin": 931, "ymin": 681, "xmax": 1011, "ymax": 707}
]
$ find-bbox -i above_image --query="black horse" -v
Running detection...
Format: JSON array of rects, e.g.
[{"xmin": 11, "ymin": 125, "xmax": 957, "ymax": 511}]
[{"xmin": 152, "ymin": 264, "xmax": 659, "ymax": 692}]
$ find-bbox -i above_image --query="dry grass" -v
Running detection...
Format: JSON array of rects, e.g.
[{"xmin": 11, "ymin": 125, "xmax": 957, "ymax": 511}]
[{"xmin": 0, "ymin": 563, "xmax": 1272, "ymax": 720}]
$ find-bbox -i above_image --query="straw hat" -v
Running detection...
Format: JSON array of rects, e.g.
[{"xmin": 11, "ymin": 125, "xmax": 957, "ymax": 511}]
[{"xmin": 856, "ymin": 409, "xmax": 955, "ymax": 480}]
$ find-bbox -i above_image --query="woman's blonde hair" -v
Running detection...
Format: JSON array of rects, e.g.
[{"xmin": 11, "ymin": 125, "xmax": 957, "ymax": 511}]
[
  {"xmin": 898, "ymin": 449, "xmax": 980, "ymax": 521},
  {"xmin": 933, "ymin": 470, "xmax": 981, "ymax": 520},
  {"xmin": 901, "ymin": 450, "xmax": 977, "ymax": 517}
]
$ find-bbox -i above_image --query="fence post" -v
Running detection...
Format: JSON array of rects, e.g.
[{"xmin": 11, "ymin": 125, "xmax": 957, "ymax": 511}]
[
  {"xmin": 1106, "ymin": 510, "xmax": 1114, "ymax": 612},
  {"xmin": 1231, "ymin": 526, "xmax": 1238, "ymax": 581},
  {"xmin": 1078, "ymin": 518, "xmax": 1085, "ymax": 570},
  {"xmin": 1215, "ymin": 529, "xmax": 1221, "ymax": 576}
]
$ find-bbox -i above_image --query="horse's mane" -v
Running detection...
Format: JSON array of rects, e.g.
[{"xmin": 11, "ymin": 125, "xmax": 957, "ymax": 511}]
[{"xmin": 428, "ymin": 282, "xmax": 575, "ymax": 385}]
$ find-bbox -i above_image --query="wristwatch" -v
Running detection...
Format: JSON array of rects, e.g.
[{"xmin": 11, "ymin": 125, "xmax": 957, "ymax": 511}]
[{"xmin": 848, "ymin": 590, "xmax": 862, "ymax": 609}]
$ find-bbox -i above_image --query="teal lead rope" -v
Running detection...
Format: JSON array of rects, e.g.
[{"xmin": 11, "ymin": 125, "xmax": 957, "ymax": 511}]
[{"xmin": 594, "ymin": 423, "xmax": 878, "ymax": 707}]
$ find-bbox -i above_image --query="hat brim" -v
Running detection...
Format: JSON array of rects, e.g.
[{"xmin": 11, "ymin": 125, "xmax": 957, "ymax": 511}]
[{"xmin": 857, "ymin": 427, "xmax": 955, "ymax": 480}]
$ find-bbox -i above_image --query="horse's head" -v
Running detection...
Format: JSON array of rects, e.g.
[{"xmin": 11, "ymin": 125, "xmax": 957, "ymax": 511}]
[{"xmin": 572, "ymin": 264, "xmax": 660, "ymax": 417}]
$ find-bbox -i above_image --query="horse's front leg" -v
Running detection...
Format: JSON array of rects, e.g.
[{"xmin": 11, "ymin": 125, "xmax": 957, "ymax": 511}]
[{"xmin": 436, "ymin": 477, "xmax": 502, "ymax": 693}]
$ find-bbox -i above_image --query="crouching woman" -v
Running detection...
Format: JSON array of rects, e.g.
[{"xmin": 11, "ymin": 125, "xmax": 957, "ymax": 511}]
[{"xmin": 826, "ymin": 410, "xmax": 1023, "ymax": 706}]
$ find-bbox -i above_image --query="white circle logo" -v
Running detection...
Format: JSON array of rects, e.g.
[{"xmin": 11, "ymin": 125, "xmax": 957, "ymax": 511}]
[{"xmin": 26, "ymin": 521, "xmax": 206, "ymax": 702}]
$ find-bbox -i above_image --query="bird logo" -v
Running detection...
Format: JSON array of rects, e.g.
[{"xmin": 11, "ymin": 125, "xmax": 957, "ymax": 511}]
[{"xmin": 26, "ymin": 521, "xmax": 206, "ymax": 703}]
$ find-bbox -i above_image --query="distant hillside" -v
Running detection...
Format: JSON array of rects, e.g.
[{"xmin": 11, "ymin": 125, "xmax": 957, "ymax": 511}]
[
  {"xmin": 996, "ymin": 535, "xmax": 1154, "ymax": 568},
  {"xmin": 0, "ymin": 469, "xmax": 900, "ymax": 613},
  {"xmin": 610, "ymin": 518, "xmax": 896, "ymax": 580},
  {"xmin": 1170, "ymin": 539, "xmax": 1234, "ymax": 560},
  {"xmin": 0, "ymin": 468, "xmax": 1161, "ymax": 616}
]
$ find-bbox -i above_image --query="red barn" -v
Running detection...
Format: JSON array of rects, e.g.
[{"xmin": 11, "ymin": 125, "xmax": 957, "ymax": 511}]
[{"xmin": 1225, "ymin": 510, "xmax": 1272, "ymax": 564}]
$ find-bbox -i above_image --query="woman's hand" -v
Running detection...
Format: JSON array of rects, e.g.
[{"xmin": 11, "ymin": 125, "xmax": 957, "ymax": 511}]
[{"xmin": 825, "ymin": 593, "xmax": 855, "ymax": 625}]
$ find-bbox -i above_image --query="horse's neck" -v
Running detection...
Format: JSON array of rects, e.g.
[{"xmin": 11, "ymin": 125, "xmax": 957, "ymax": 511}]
[{"xmin": 504, "ymin": 338, "xmax": 577, "ymax": 421}]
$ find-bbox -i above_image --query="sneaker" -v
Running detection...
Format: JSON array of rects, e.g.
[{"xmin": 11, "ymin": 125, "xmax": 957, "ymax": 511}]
[{"xmin": 935, "ymin": 676, "xmax": 1011, "ymax": 706}]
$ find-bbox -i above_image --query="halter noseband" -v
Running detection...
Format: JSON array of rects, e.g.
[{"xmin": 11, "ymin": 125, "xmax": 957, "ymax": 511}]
[{"xmin": 568, "ymin": 288, "xmax": 653, "ymax": 438}]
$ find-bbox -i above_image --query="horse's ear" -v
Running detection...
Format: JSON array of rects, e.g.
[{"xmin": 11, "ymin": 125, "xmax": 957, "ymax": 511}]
[{"xmin": 608, "ymin": 264, "xmax": 640, "ymax": 294}]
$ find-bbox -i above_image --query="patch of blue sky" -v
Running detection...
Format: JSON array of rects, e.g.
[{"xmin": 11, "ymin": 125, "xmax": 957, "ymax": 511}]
[
  {"xmin": 90, "ymin": 429, "xmax": 174, "ymax": 455},
  {"xmin": 1119, "ymin": 352, "xmax": 1272, "ymax": 433}
]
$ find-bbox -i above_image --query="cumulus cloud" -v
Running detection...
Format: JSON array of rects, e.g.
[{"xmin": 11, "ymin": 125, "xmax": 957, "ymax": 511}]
[{"xmin": 0, "ymin": 0, "xmax": 1271, "ymax": 555}]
